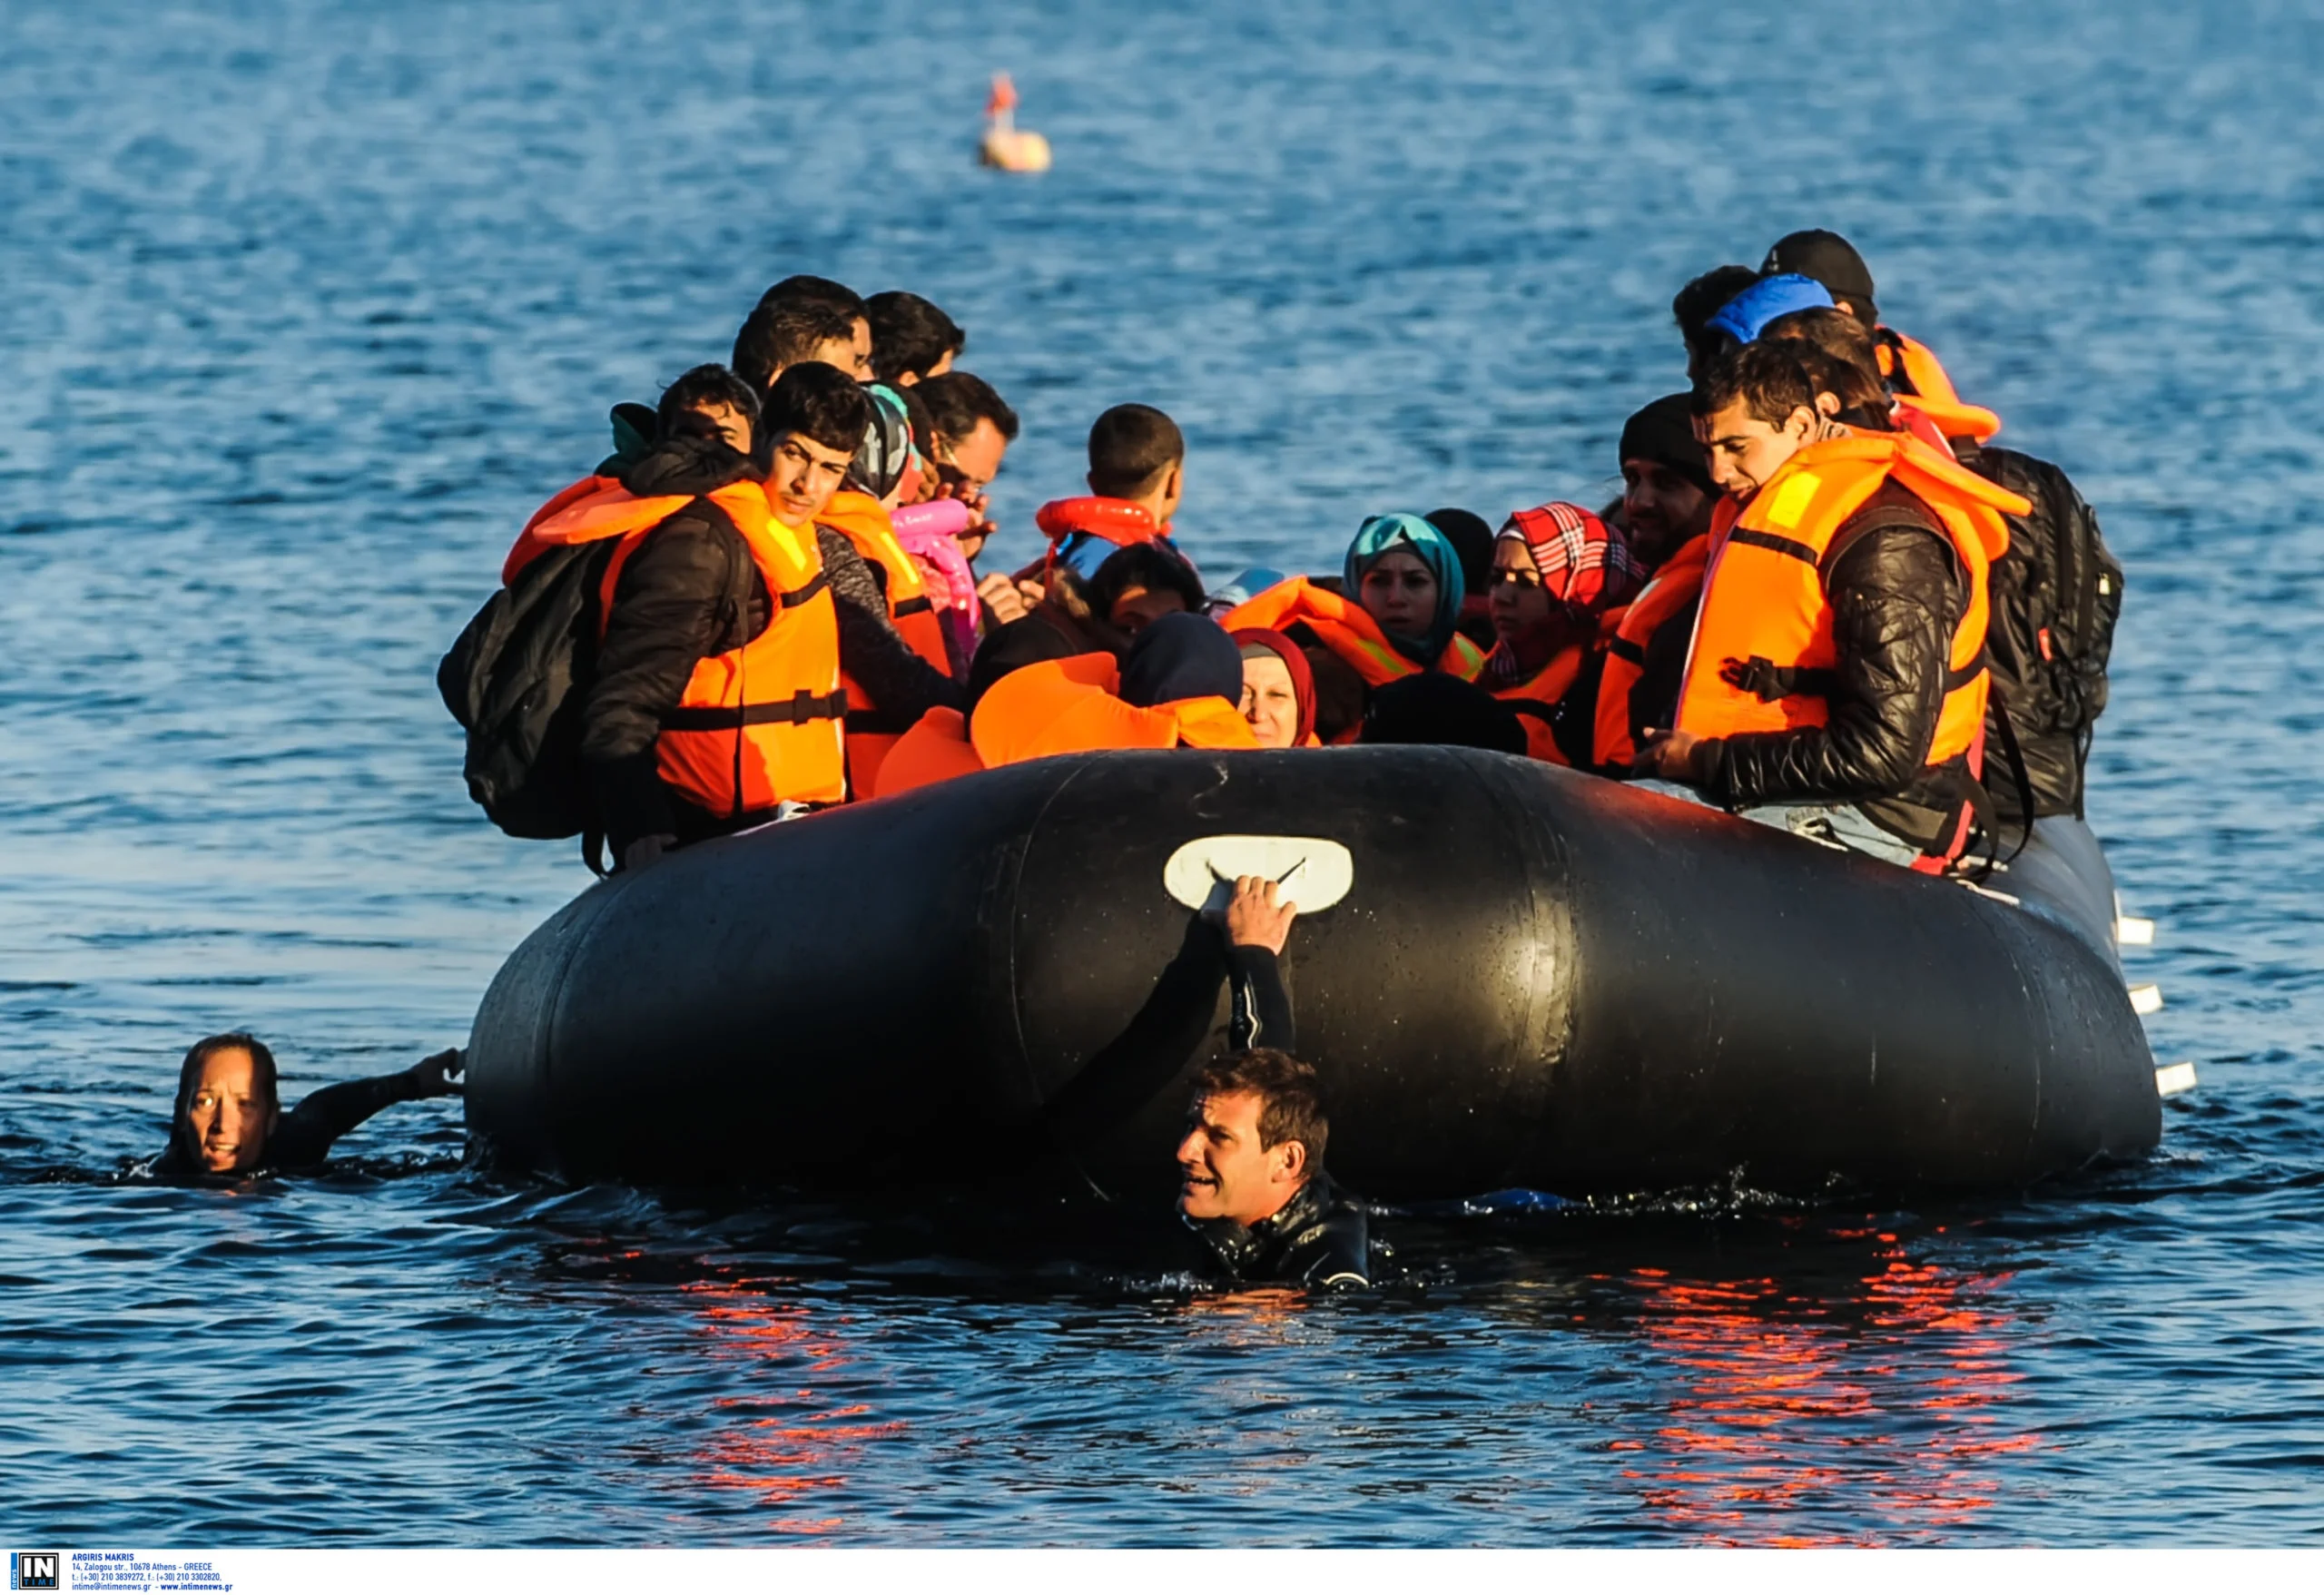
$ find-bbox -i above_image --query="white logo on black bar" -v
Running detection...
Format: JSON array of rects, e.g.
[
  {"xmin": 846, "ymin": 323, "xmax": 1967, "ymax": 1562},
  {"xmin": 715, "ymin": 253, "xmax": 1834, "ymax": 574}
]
[{"xmin": 10, "ymin": 1552, "xmax": 60, "ymax": 1592}]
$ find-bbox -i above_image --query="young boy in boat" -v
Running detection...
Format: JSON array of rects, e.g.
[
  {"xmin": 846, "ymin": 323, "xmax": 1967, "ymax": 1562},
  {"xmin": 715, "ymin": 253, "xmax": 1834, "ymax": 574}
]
[
  {"xmin": 150, "ymin": 1033, "xmax": 463, "ymax": 1181},
  {"xmin": 1035, "ymin": 403, "xmax": 1192, "ymax": 587},
  {"xmin": 539, "ymin": 363, "xmax": 953, "ymax": 870}
]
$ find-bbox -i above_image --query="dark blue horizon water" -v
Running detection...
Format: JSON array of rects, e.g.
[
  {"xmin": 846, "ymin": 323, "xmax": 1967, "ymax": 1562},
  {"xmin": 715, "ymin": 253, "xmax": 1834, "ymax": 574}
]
[{"xmin": 5, "ymin": 0, "xmax": 2324, "ymax": 1546}]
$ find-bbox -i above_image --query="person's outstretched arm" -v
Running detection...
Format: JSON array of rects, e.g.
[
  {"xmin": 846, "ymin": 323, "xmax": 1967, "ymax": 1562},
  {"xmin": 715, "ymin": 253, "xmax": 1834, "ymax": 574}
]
[
  {"xmin": 266, "ymin": 1049, "xmax": 464, "ymax": 1167},
  {"xmin": 1039, "ymin": 879, "xmax": 1302, "ymax": 1151},
  {"xmin": 1223, "ymin": 876, "xmax": 1297, "ymax": 1054}
]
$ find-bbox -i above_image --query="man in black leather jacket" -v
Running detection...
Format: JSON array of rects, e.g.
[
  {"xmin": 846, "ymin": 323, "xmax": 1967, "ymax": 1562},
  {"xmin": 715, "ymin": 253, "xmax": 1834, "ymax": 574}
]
[{"xmin": 1640, "ymin": 348, "xmax": 1984, "ymax": 861}]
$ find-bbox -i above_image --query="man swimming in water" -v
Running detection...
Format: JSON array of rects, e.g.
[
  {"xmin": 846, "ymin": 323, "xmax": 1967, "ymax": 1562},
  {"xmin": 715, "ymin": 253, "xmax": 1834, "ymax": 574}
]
[
  {"xmin": 1173, "ymin": 879, "xmax": 1371, "ymax": 1291},
  {"xmin": 151, "ymin": 1032, "xmax": 464, "ymax": 1180},
  {"xmin": 1178, "ymin": 1048, "xmax": 1370, "ymax": 1291}
]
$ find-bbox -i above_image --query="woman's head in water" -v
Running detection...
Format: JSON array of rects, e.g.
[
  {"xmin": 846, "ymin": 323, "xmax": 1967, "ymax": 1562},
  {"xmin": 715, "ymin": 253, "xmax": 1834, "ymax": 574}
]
[
  {"xmin": 1344, "ymin": 514, "xmax": 1464, "ymax": 664},
  {"xmin": 173, "ymin": 1033, "xmax": 281, "ymax": 1176}
]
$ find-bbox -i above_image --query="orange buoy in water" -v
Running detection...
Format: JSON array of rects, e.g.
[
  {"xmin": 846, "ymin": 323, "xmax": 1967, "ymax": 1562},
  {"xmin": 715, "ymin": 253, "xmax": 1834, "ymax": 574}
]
[{"xmin": 980, "ymin": 73, "xmax": 1051, "ymax": 172}]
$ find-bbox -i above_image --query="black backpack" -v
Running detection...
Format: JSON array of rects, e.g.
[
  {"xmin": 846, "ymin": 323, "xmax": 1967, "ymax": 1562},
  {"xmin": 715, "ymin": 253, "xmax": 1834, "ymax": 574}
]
[
  {"xmin": 437, "ymin": 539, "xmax": 613, "ymax": 841},
  {"xmin": 1971, "ymin": 446, "xmax": 2124, "ymax": 820}
]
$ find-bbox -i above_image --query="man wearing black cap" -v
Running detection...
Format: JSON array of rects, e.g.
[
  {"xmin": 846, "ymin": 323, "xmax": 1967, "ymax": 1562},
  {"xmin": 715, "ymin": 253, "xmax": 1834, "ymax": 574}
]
[
  {"xmin": 1760, "ymin": 230, "xmax": 2001, "ymax": 449},
  {"xmin": 1591, "ymin": 394, "xmax": 1718, "ymax": 772},
  {"xmin": 1614, "ymin": 393, "xmax": 1718, "ymax": 573}
]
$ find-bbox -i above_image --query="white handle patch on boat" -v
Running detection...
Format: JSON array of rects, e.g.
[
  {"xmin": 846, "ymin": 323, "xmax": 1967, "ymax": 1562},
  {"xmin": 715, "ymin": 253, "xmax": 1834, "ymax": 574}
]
[{"xmin": 1163, "ymin": 835, "xmax": 1354, "ymax": 914}]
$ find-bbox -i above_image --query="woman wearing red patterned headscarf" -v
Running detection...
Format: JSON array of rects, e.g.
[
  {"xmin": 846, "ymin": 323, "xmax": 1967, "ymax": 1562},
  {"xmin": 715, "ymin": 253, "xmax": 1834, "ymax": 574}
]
[{"xmin": 1485, "ymin": 502, "xmax": 1641, "ymax": 765}]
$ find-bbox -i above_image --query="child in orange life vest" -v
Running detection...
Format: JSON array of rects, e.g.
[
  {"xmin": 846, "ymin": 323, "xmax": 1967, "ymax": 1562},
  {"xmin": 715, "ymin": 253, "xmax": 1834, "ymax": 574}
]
[
  {"xmin": 1034, "ymin": 403, "xmax": 1194, "ymax": 589},
  {"xmin": 1483, "ymin": 503, "xmax": 1641, "ymax": 766}
]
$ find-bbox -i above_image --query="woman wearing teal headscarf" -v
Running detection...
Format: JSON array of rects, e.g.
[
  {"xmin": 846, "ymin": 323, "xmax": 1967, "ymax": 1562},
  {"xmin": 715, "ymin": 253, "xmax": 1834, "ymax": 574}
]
[{"xmin": 1344, "ymin": 513, "xmax": 1468, "ymax": 667}]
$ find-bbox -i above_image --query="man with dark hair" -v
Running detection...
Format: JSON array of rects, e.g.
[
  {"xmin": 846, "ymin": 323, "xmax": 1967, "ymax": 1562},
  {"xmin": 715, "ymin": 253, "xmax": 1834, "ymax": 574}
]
[
  {"xmin": 730, "ymin": 298, "xmax": 864, "ymax": 395},
  {"xmin": 556, "ymin": 362, "xmax": 958, "ymax": 868},
  {"xmin": 1036, "ymin": 403, "xmax": 1189, "ymax": 586},
  {"xmin": 1671, "ymin": 263, "xmax": 1762, "ymax": 381},
  {"xmin": 1758, "ymin": 306, "xmax": 1909, "ymax": 435},
  {"xmin": 916, "ymin": 370, "xmax": 1027, "ymax": 621},
  {"xmin": 1178, "ymin": 1046, "xmax": 1370, "ymax": 1290},
  {"xmin": 1593, "ymin": 394, "xmax": 1718, "ymax": 773},
  {"xmin": 1759, "ymin": 230, "xmax": 1999, "ymax": 448},
  {"xmin": 1613, "ymin": 394, "xmax": 1717, "ymax": 573},
  {"xmin": 749, "ymin": 275, "xmax": 873, "ymax": 379},
  {"xmin": 866, "ymin": 290, "xmax": 965, "ymax": 387},
  {"xmin": 1638, "ymin": 343, "xmax": 2030, "ymax": 872},
  {"xmin": 656, "ymin": 364, "xmax": 761, "ymax": 453},
  {"xmin": 153, "ymin": 1033, "xmax": 462, "ymax": 1180}
]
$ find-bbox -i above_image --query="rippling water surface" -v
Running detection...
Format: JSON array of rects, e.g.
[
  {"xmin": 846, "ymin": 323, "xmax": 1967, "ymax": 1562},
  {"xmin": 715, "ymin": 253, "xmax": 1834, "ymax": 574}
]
[{"xmin": 5, "ymin": 0, "xmax": 2323, "ymax": 1546}]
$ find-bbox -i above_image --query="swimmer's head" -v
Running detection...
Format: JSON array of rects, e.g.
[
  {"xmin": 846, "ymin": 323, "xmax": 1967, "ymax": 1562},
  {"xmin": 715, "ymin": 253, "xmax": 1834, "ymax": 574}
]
[
  {"xmin": 172, "ymin": 1033, "xmax": 281, "ymax": 1177},
  {"xmin": 1177, "ymin": 1049, "xmax": 1327, "ymax": 1227}
]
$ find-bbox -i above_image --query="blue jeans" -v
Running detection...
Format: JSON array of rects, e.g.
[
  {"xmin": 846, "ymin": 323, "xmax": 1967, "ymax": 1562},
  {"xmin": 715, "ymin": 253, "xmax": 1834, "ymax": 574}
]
[{"xmin": 1634, "ymin": 782, "xmax": 1924, "ymax": 870}]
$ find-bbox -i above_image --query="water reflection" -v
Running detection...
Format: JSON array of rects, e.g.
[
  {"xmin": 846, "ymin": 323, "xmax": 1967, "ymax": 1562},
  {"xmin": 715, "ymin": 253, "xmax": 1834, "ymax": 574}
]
[
  {"xmin": 1603, "ymin": 1227, "xmax": 2034, "ymax": 1543},
  {"xmin": 679, "ymin": 1275, "xmax": 901, "ymax": 1535}
]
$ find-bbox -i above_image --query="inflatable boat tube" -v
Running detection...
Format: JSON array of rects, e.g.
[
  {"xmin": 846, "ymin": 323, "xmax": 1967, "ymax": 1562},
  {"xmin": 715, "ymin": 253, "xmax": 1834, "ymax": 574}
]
[{"xmin": 465, "ymin": 749, "xmax": 2162, "ymax": 1198}]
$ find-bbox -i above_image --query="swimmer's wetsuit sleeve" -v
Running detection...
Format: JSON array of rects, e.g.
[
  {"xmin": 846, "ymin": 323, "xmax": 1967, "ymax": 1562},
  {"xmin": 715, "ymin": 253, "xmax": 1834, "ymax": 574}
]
[
  {"xmin": 1037, "ymin": 921, "xmax": 1299, "ymax": 1147},
  {"xmin": 1225, "ymin": 945, "xmax": 1295, "ymax": 1054},
  {"xmin": 266, "ymin": 1069, "xmax": 430, "ymax": 1168}
]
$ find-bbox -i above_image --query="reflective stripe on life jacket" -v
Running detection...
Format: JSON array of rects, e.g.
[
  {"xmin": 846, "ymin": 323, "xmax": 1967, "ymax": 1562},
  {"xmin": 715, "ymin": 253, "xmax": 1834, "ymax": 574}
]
[
  {"xmin": 522, "ymin": 479, "xmax": 845, "ymax": 814},
  {"xmin": 817, "ymin": 488, "xmax": 956, "ymax": 799},
  {"xmin": 970, "ymin": 653, "xmax": 1260, "ymax": 769},
  {"xmin": 1876, "ymin": 328, "xmax": 2001, "ymax": 444},
  {"xmin": 1223, "ymin": 577, "xmax": 1486, "ymax": 687},
  {"xmin": 873, "ymin": 706, "xmax": 987, "ymax": 799},
  {"xmin": 1591, "ymin": 531, "xmax": 1712, "ymax": 771},
  {"xmin": 1674, "ymin": 433, "xmax": 2024, "ymax": 782}
]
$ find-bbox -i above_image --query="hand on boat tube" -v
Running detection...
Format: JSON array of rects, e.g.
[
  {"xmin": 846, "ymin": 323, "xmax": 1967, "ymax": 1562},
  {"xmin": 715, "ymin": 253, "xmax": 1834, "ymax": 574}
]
[{"xmin": 1224, "ymin": 875, "xmax": 1298, "ymax": 955}]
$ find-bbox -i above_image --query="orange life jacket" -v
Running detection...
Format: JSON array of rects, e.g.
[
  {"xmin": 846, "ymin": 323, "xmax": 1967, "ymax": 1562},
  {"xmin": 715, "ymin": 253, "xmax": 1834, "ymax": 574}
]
[
  {"xmin": 1224, "ymin": 577, "xmax": 1486, "ymax": 689},
  {"xmin": 1491, "ymin": 645, "xmax": 1590, "ymax": 765},
  {"xmin": 1592, "ymin": 531, "xmax": 1712, "ymax": 771},
  {"xmin": 873, "ymin": 706, "xmax": 986, "ymax": 799},
  {"xmin": 1036, "ymin": 497, "xmax": 1168, "ymax": 554},
  {"xmin": 1674, "ymin": 432, "xmax": 2024, "ymax": 784},
  {"xmin": 519, "ymin": 478, "xmax": 846, "ymax": 815},
  {"xmin": 970, "ymin": 654, "xmax": 1259, "ymax": 768},
  {"xmin": 1876, "ymin": 328, "xmax": 2001, "ymax": 444},
  {"xmin": 816, "ymin": 489, "xmax": 956, "ymax": 799},
  {"xmin": 503, "ymin": 475, "xmax": 617, "ymax": 586}
]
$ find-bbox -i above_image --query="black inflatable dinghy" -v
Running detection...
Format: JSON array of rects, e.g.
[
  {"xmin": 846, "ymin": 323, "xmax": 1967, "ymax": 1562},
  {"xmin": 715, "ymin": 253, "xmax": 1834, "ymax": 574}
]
[{"xmin": 465, "ymin": 748, "xmax": 2161, "ymax": 1198}]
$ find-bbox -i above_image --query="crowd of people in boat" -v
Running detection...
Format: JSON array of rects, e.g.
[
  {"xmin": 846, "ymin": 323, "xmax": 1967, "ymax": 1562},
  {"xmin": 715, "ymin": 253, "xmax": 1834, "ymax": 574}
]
[
  {"xmin": 447, "ymin": 228, "xmax": 2121, "ymax": 884},
  {"xmin": 160, "ymin": 230, "xmax": 2126, "ymax": 1290}
]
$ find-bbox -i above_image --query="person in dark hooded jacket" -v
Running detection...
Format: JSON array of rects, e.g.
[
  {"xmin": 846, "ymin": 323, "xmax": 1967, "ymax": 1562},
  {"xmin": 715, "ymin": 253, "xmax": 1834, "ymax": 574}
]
[{"xmin": 583, "ymin": 364, "xmax": 959, "ymax": 868}]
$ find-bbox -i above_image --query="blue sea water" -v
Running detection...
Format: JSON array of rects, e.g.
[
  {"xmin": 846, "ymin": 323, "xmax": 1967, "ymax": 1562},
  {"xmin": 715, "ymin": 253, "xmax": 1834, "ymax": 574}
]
[{"xmin": 5, "ymin": 0, "xmax": 2324, "ymax": 1546}]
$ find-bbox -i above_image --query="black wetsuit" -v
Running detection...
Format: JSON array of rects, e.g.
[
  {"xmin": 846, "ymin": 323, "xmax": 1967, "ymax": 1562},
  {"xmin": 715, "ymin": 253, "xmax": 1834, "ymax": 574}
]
[
  {"xmin": 1027, "ymin": 916, "xmax": 1372, "ymax": 1288},
  {"xmin": 150, "ymin": 1068, "xmax": 440, "ymax": 1181},
  {"xmin": 1183, "ymin": 1172, "xmax": 1373, "ymax": 1291}
]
